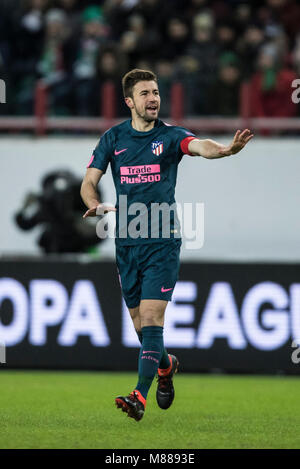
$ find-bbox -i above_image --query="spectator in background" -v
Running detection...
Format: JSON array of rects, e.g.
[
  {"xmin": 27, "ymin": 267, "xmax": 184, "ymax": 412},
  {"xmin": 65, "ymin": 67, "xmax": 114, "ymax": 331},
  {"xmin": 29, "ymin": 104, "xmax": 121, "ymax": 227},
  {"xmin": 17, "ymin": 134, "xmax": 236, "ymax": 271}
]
[
  {"xmin": 183, "ymin": 0, "xmax": 212, "ymax": 24},
  {"xmin": 37, "ymin": 9, "xmax": 70, "ymax": 115},
  {"xmin": 186, "ymin": 12, "xmax": 218, "ymax": 78},
  {"xmin": 174, "ymin": 55, "xmax": 200, "ymax": 115},
  {"xmin": 265, "ymin": 0, "xmax": 300, "ymax": 42},
  {"xmin": 2, "ymin": 0, "xmax": 300, "ymax": 119},
  {"xmin": 54, "ymin": 0, "xmax": 82, "ymax": 37},
  {"xmin": 155, "ymin": 59, "xmax": 175, "ymax": 117},
  {"xmin": 132, "ymin": 0, "xmax": 172, "ymax": 37},
  {"xmin": 133, "ymin": 0, "xmax": 163, "ymax": 29},
  {"xmin": 249, "ymin": 48, "xmax": 298, "ymax": 117},
  {"xmin": 185, "ymin": 12, "xmax": 218, "ymax": 114},
  {"xmin": 69, "ymin": 6, "xmax": 111, "ymax": 115},
  {"xmin": 119, "ymin": 13, "xmax": 160, "ymax": 69},
  {"xmin": 0, "ymin": 1, "xmax": 16, "ymax": 114},
  {"xmin": 90, "ymin": 45, "xmax": 127, "ymax": 116},
  {"xmin": 237, "ymin": 24, "xmax": 265, "ymax": 79},
  {"xmin": 13, "ymin": 0, "xmax": 48, "ymax": 60},
  {"xmin": 292, "ymin": 33, "xmax": 300, "ymax": 76},
  {"xmin": 12, "ymin": 0, "xmax": 49, "ymax": 114},
  {"xmin": 209, "ymin": 52, "xmax": 241, "ymax": 116},
  {"xmin": 233, "ymin": 2, "xmax": 254, "ymax": 36},
  {"xmin": 0, "ymin": 1, "xmax": 15, "ymax": 71},
  {"xmin": 216, "ymin": 23, "xmax": 237, "ymax": 54},
  {"xmin": 210, "ymin": 0, "xmax": 232, "ymax": 23},
  {"xmin": 103, "ymin": 0, "xmax": 136, "ymax": 41},
  {"xmin": 161, "ymin": 17, "xmax": 190, "ymax": 60}
]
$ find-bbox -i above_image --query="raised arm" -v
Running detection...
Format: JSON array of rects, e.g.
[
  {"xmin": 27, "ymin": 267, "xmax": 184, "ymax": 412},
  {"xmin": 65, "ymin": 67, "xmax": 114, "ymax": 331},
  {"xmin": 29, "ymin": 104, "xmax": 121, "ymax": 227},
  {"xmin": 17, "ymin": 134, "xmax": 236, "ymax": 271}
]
[
  {"xmin": 187, "ymin": 129, "xmax": 254, "ymax": 159},
  {"xmin": 80, "ymin": 167, "xmax": 116, "ymax": 218}
]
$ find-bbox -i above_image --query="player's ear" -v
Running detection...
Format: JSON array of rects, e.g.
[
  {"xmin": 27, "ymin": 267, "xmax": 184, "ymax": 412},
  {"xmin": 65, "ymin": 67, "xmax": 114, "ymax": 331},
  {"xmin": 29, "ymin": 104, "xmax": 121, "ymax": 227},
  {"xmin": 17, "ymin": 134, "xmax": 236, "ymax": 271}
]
[{"xmin": 125, "ymin": 97, "xmax": 134, "ymax": 110}]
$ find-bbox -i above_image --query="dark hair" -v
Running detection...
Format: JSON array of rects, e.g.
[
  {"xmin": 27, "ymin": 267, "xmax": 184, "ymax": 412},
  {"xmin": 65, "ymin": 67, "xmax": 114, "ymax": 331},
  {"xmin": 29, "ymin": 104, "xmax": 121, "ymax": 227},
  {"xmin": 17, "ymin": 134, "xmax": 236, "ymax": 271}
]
[{"xmin": 122, "ymin": 68, "xmax": 158, "ymax": 98}]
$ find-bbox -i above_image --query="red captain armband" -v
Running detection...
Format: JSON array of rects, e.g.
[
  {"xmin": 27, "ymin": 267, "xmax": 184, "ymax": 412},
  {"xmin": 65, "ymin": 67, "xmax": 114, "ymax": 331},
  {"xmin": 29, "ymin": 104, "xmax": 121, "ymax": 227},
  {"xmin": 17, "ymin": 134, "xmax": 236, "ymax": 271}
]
[{"xmin": 180, "ymin": 136, "xmax": 197, "ymax": 155}]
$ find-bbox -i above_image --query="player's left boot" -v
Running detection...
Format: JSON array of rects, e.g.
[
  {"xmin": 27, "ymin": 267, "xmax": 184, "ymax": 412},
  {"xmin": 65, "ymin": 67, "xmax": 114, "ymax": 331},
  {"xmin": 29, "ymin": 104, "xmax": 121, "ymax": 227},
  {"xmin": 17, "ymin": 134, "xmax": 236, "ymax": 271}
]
[
  {"xmin": 156, "ymin": 354, "xmax": 179, "ymax": 410},
  {"xmin": 115, "ymin": 390, "xmax": 146, "ymax": 421}
]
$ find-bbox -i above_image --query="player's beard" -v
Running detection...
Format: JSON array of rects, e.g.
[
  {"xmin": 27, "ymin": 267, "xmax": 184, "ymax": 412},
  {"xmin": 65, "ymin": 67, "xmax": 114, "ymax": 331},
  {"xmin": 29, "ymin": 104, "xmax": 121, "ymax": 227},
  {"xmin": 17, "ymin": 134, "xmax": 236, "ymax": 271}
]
[{"xmin": 134, "ymin": 103, "xmax": 159, "ymax": 123}]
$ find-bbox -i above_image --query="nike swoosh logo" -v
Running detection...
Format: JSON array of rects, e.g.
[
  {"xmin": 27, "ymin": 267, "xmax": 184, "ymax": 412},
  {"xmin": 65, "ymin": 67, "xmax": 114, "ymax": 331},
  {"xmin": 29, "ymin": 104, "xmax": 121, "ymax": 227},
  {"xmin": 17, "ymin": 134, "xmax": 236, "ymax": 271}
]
[
  {"xmin": 114, "ymin": 148, "xmax": 127, "ymax": 155},
  {"xmin": 161, "ymin": 287, "xmax": 173, "ymax": 293},
  {"xmin": 143, "ymin": 351, "xmax": 160, "ymax": 354}
]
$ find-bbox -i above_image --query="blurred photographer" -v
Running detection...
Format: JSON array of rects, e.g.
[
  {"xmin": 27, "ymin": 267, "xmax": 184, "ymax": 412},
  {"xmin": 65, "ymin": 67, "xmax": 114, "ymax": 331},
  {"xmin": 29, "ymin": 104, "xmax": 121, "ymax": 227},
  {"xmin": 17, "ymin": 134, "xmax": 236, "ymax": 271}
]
[{"xmin": 15, "ymin": 170, "xmax": 102, "ymax": 254}]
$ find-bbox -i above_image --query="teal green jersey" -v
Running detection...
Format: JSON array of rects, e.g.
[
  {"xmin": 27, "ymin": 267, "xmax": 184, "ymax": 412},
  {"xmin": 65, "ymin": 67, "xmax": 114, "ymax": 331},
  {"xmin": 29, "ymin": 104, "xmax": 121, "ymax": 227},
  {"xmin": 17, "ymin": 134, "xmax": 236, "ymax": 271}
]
[{"xmin": 87, "ymin": 119, "xmax": 196, "ymax": 245}]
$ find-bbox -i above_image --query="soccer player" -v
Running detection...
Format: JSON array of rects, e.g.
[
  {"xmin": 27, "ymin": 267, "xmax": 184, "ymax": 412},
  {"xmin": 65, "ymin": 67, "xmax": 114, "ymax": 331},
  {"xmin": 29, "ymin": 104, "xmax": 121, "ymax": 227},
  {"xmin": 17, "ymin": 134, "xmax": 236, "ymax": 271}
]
[{"xmin": 80, "ymin": 69, "xmax": 253, "ymax": 421}]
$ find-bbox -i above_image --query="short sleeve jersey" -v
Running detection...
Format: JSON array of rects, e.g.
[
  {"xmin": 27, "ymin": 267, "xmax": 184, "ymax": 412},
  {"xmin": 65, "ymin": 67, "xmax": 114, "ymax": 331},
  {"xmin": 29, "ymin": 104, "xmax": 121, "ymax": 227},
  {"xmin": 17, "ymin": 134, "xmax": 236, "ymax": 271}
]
[{"xmin": 88, "ymin": 119, "xmax": 196, "ymax": 245}]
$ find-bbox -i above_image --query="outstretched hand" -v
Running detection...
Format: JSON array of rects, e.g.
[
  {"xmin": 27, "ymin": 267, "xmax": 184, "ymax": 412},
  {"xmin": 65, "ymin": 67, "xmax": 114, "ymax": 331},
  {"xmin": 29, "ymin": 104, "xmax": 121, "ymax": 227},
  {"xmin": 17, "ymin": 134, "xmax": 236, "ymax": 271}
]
[
  {"xmin": 219, "ymin": 129, "xmax": 254, "ymax": 157},
  {"xmin": 83, "ymin": 203, "xmax": 117, "ymax": 218}
]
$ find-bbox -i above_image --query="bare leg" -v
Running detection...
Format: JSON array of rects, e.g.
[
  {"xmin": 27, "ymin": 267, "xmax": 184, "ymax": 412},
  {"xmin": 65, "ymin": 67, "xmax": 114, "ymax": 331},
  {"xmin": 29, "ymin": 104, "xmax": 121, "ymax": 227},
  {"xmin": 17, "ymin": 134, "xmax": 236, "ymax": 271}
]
[
  {"xmin": 139, "ymin": 299, "xmax": 168, "ymax": 327},
  {"xmin": 128, "ymin": 305, "xmax": 141, "ymax": 334}
]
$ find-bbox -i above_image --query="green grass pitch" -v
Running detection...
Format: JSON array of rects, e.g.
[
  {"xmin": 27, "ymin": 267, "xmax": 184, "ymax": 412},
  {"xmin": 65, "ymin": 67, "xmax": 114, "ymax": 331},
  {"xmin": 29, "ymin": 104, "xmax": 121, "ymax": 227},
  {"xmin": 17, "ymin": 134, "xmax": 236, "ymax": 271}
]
[{"xmin": 0, "ymin": 370, "xmax": 299, "ymax": 449}]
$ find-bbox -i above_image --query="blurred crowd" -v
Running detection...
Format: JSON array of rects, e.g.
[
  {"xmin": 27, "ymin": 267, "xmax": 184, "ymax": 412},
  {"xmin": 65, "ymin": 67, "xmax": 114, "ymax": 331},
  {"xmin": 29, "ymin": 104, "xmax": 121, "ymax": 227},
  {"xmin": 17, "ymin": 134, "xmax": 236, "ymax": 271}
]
[{"xmin": 0, "ymin": 0, "xmax": 300, "ymax": 117}]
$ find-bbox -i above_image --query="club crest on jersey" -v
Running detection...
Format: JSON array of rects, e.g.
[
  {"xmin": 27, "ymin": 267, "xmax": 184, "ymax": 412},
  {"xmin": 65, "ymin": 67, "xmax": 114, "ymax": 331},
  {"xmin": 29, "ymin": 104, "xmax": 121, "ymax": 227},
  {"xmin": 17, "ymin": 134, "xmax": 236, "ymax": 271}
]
[{"xmin": 151, "ymin": 141, "xmax": 163, "ymax": 156}]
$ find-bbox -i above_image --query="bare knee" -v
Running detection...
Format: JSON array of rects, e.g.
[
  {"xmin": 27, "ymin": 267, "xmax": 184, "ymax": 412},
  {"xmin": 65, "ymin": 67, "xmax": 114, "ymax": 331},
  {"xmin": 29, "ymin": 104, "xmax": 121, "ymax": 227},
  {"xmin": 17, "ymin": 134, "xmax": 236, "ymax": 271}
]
[{"xmin": 139, "ymin": 300, "xmax": 167, "ymax": 328}]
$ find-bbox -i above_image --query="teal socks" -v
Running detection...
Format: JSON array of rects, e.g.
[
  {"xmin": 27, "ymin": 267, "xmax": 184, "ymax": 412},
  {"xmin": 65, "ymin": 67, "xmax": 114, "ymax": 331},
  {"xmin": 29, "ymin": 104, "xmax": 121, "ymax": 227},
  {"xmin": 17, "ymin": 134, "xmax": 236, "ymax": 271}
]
[
  {"xmin": 135, "ymin": 328, "xmax": 170, "ymax": 370},
  {"xmin": 135, "ymin": 326, "xmax": 165, "ymax": 400}
]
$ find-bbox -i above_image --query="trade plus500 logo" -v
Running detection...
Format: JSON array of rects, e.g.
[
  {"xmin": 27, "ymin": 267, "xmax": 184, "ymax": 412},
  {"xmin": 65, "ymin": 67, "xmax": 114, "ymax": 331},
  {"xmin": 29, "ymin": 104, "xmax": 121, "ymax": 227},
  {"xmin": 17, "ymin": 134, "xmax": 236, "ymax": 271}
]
[{"xmin": 0, "ymin": 278, "xmax": 300, "ymax": 351}]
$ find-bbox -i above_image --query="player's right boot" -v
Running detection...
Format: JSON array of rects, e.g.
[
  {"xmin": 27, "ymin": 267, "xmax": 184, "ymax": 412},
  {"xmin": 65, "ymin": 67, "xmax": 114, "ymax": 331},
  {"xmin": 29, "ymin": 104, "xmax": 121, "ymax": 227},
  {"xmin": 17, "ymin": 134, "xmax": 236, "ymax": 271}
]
[
  {"xmin": 156, "ymin": 354, "xmax": 179, "ymax": 410},
  {"xmin": 115, "ymin": 390, "xmax": 146, "ymax": 421}
]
